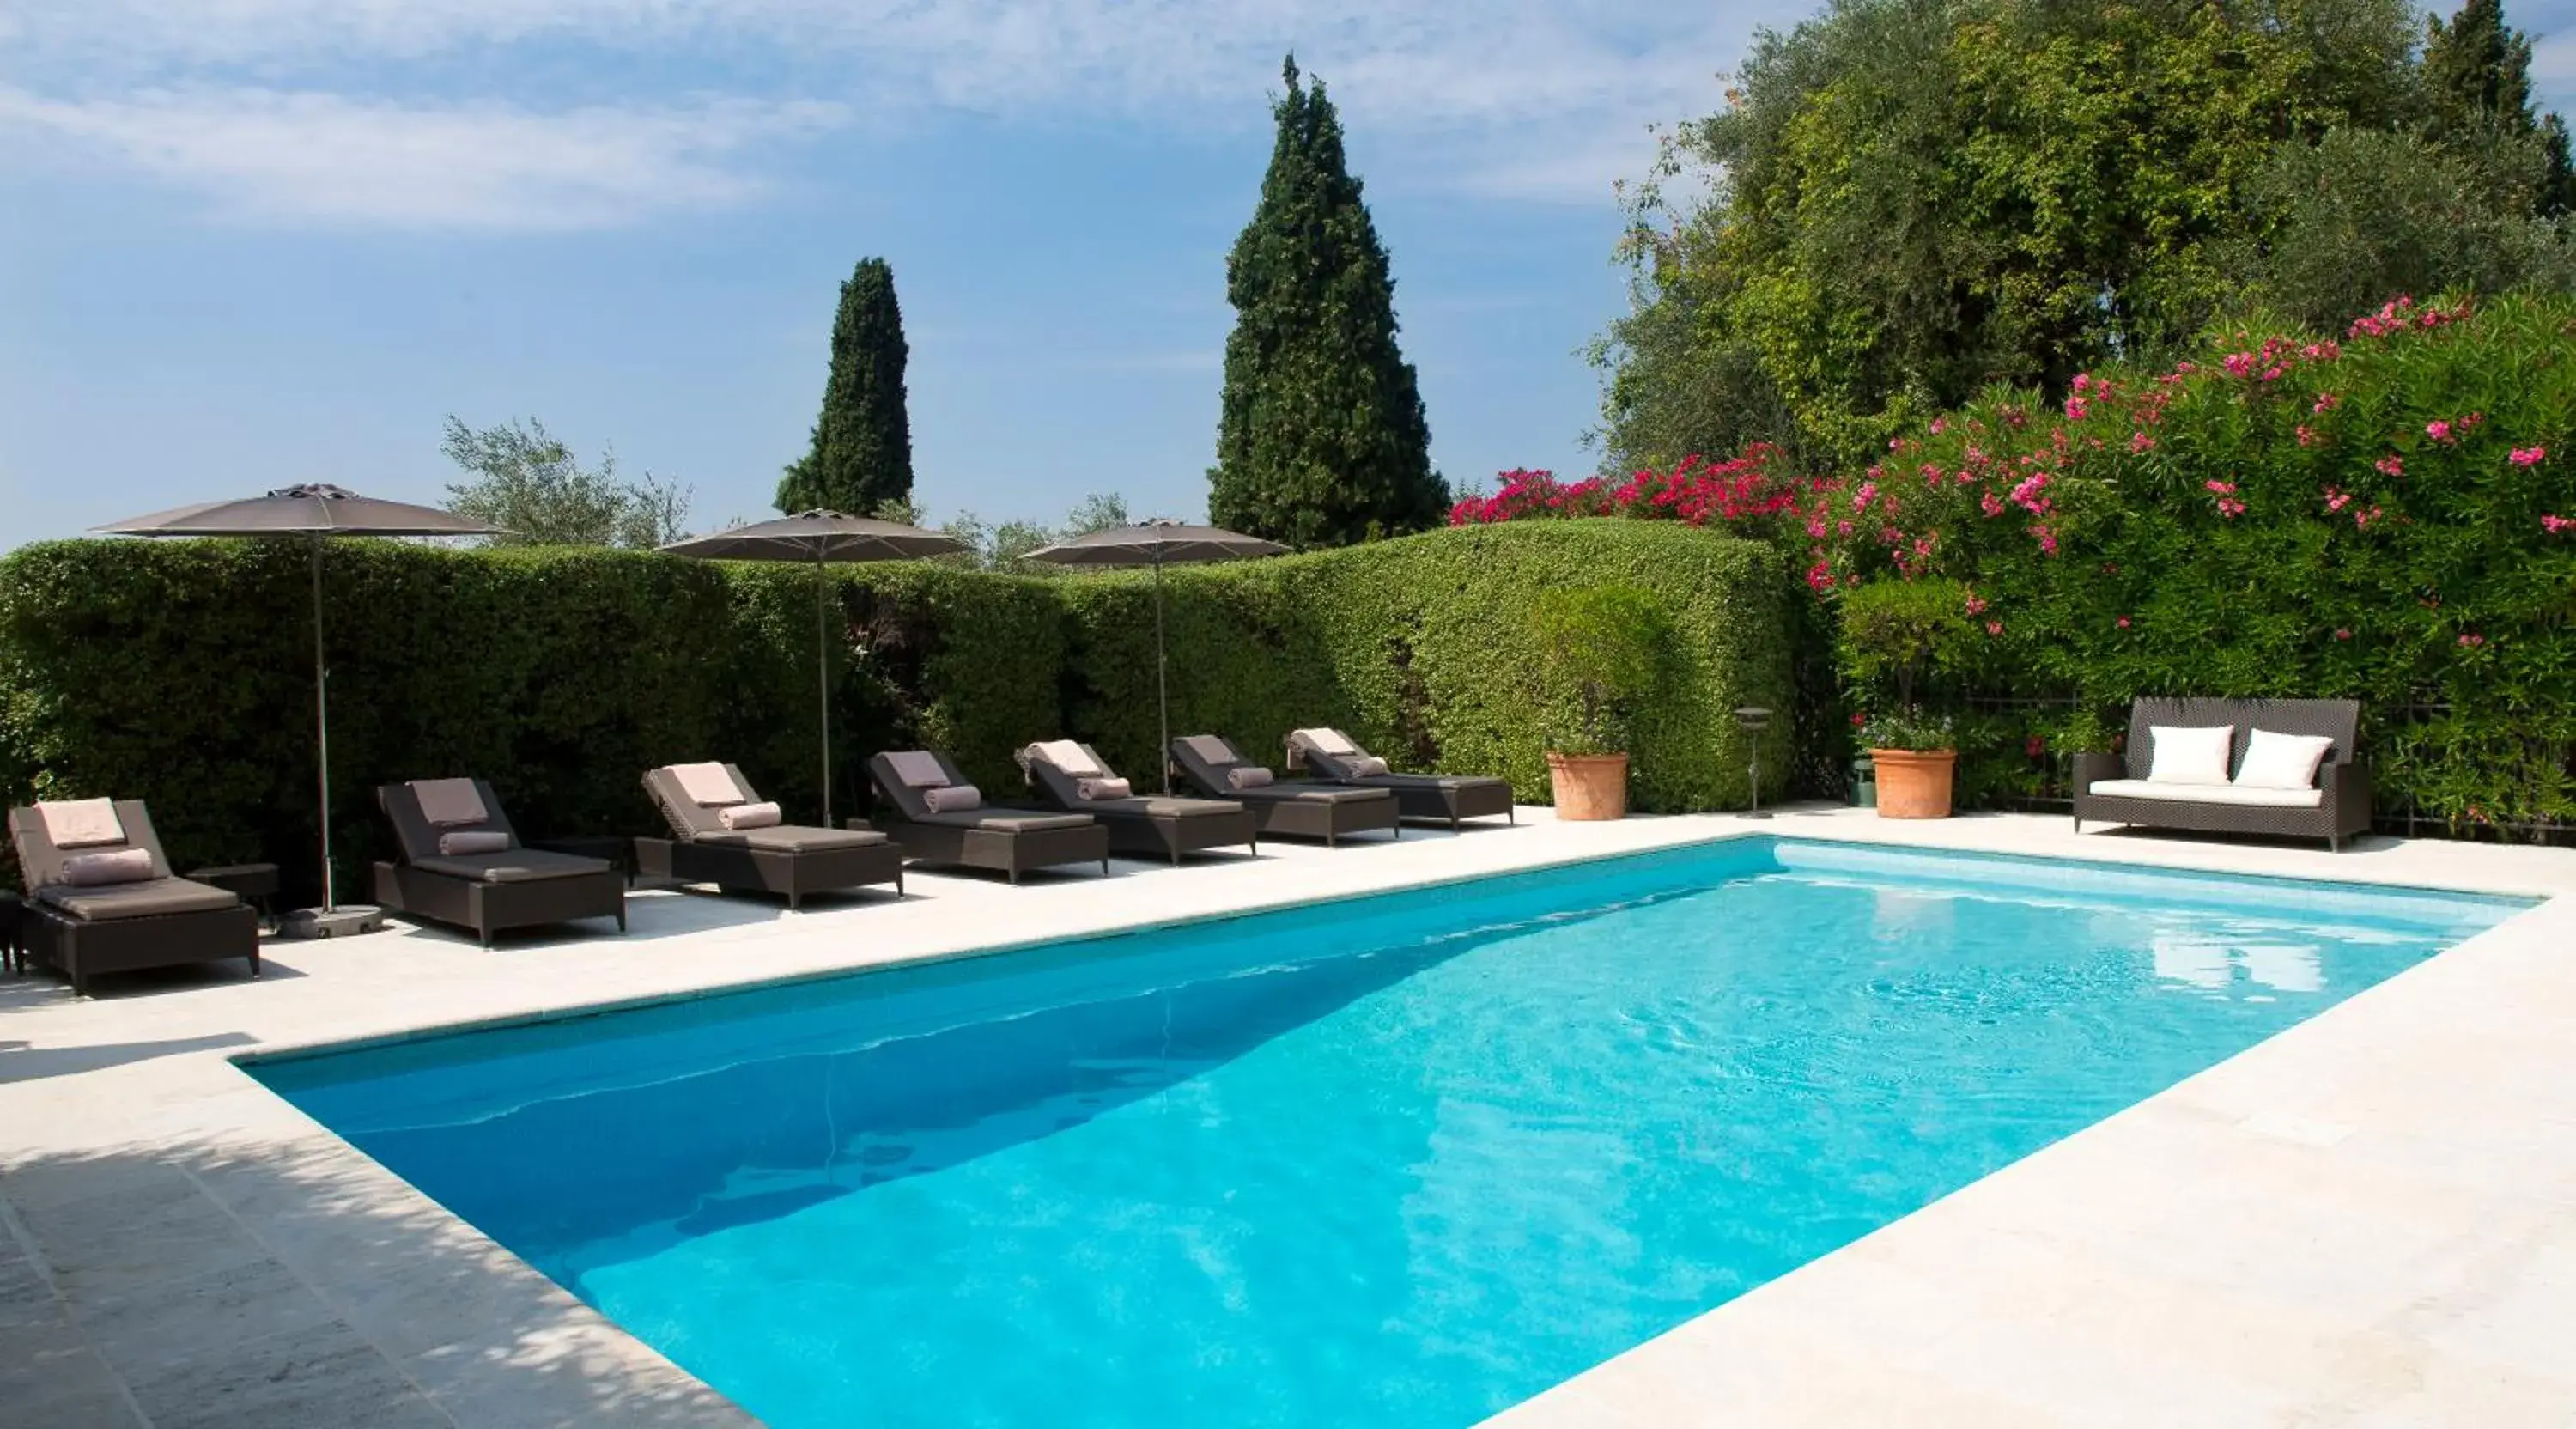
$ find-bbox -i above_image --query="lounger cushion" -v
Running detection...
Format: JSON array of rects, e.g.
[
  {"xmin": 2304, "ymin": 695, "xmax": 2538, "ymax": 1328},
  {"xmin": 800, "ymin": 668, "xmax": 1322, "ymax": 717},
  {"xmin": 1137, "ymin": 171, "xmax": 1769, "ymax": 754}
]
[
  {"xmin": 410, "ymin": 778, "xmax": 490, "ymax": 827},
  {"xmin": 39, "ymin": 877, "xmax": 241, "ymax": 921},
  {"xmin": 697, "ymin": 826, "xmax": 888, "ymax": 853},
  {"xmin": 36, "ymin": 799, "xmax": 125, "ymax": 849},
  {"xmin": 884, "ymin": 751, "xmax": 950, "ymax": 788},
  {"xmin": 717, "ymin": 801, "xmax": 782, "ymax": 830},
  {"xmin": 58, "ymin": 848, "xmax": 158, "ymax": 885},
  {"xmin": 2087, "ymin": 778, "xmax": 2324, "ymax": 809},
  {"xmin": 923, "ymin": 785, "xmax": 981, "ymax": 812},
  {"xmin": 1083, "ymin": 797, "xmax": 1243, "ymax": 819},
  {"xmin": 670, "ymin": 762, "xmax": 749, "ymax": 806},
  {"xmin": 908, "ymin": 809, "xmax": 1094, "ymax": 833},
  {"xmin": 413, "ymin": 848, "xmax": 617, "ymax": 883},
  {"xmin": 1226, "ymin": 767, "xmax": 1275, "ymax": 790},
  {"xmin": 1077, "ymin": 776, "xmax": 1133, "ymax": 801},
  {"xmin": 1177, "ymin": 734, "xmax": 1238, "ymax": 765},
  {"xmin": 1296, "ymin": 727, "xmax": 1361, "ymax": 756},
  {"xmin": 438, "ymin": 830, "xmax": 512, "ymax": 855},
  {"xmin": 1032, "ymin": 739, "xmax": 1105, "ymax": 777}
]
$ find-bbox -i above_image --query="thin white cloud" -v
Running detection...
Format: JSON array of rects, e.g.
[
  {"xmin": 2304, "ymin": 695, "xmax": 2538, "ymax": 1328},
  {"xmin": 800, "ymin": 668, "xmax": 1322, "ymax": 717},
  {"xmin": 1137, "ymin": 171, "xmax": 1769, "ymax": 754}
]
[
  {"xmin": 3, "ymin": 0, "xmax": 1789, "ymax": 223},
  {"xmin": 0, "ymin": 87, "xmax": 845, "ymax": 228}
]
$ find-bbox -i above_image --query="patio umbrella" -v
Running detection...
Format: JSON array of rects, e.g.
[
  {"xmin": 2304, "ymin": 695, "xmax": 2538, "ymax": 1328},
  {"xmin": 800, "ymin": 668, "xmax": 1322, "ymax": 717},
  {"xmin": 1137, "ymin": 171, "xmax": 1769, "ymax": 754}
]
[
  {"xmin": 94, "ymin": 484, "xmax": 503, "ymax": 935},
  {"xmin": 1024, "ymin": 521, "xmax": 1286, "ymax": 793},
  {"xmin": 659, "ymin": 510, "xmax": 966, "ymax": 824}
]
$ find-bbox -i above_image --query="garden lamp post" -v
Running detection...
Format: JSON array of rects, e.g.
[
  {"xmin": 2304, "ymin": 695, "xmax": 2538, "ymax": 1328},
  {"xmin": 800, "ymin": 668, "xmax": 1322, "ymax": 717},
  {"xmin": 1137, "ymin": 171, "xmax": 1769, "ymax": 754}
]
[{"xmin": 1735, "ymin": 706, "xmax": 1774, "ymax": 819}]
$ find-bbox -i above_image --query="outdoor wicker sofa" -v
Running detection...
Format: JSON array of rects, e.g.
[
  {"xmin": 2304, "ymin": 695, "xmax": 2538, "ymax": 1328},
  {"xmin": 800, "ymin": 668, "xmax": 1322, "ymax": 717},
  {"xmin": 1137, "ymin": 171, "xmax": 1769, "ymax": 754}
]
[
  {"xmin": 1019, "ymin": 740, "xmax": 1259, "ymax": 865},
  {"xmin": 639, "ymin": 763, "xmax": 905, "ymax": 908},
  {"xmin": 1170, "ymin": 734, "xmax": 1399, "ymax": 847},
  {"xmin": 372, "ymin": 779, "xmax": 628, "ymax": 946},
  {"xmin": 1285, "ymin": 727, "xmax": 1516, "ymax": 830},
  {"xmin": 6, "ymin": 799, "xmax": 259, "ymax": 994},
  {"xmin": 867, "ymin": 750, "xmax": 1109, "ymax": 882},
  {"xmin": 2072, "ymin": 697, "xmax": 2373, "ymax": 851}
]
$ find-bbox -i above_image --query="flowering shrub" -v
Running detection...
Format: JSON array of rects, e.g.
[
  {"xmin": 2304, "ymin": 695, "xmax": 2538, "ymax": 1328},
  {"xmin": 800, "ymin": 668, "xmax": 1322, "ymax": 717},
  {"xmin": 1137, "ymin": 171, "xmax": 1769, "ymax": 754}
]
[{"xmin": 1459, "ymin": 293, "xmax": 2576, "ymax": 831}]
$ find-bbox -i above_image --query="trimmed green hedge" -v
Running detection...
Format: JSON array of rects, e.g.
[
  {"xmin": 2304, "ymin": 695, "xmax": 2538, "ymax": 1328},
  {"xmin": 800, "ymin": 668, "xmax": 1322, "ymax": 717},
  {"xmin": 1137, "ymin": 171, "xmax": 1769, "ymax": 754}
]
[
  {"xmin": 0, "ymin": 522, "xmax": 1786, "ymax": 897},
  {"xmin": 1060, "ymin": 520, "xmax": 1789, "ymax": 812}
]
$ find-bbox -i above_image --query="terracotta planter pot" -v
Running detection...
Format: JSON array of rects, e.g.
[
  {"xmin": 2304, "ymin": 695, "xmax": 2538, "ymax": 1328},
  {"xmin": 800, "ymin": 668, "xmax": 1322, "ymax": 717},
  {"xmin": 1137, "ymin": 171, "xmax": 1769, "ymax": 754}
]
[
  {"xmin": 1869, "ymin": 748, "xmax": 1957, "ymax": 819},
  {"xmin": 1546, "ymin": 751, "xmax": 1630, "ymax": 821}
]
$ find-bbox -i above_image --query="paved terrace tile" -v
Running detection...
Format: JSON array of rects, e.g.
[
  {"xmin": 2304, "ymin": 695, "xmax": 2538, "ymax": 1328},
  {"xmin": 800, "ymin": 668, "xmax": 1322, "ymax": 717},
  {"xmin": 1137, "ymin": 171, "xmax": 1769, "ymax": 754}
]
[{"xmin": 0, "ymin": 807, "xmax": 2569, "ymax": 1427}]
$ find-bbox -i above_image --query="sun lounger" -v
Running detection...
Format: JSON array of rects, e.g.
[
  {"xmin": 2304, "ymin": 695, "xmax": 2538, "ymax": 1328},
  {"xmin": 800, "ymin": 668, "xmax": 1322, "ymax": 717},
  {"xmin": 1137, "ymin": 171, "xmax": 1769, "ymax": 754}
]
[
  {"xmin": 639, "ymin": 763, "xmax": 905, "ymax": 908},
  {"xmin": 1285, "ymin": 727, "xmax": 1516, "ymax": 830},
  {"xmin": 867, "ymin": 750, "xmax": 1109, "ymax": 883},
  {"xmin": 6, "ymin": 799, "xmax": 260, "ymax": 994},
  {"xmin": 1018, "ymin": 739, "xmax": 1258, "ymax": 864},
  {"xmin": 1169, "ymin": 734, "xmax": 1399, "ymax": 847},
  {"xmin": 372, "ymin": 779, "xmax": 627, "ymax": 946}
]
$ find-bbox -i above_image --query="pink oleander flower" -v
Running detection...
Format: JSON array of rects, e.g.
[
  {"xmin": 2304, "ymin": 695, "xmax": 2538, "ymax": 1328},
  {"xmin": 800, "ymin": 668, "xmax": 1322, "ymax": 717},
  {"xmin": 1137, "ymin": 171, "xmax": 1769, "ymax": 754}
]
[
  {"xmin": 2510, "ymin": 447, "xmax": 2547, "ymax": 467},
  {"xmin": 2033, "ymin": 525, "xmax": 2060, "ymax": 556},
  {"xmin": 2334, "ymin": 629, "xmax": 2353, "ymax": 641},
  {"xmin": 1965, "ymin": 592, "xmax": 1990, "ymax": 616},
  {"xmin": 2116, "ymin": 616, "xmax": 2131, "ymax": 629},
  {"xmin": 2313, "ymin": 392, "xmax": 2339, "ymax": 414},
  {"xmin": 2128, "ymin": 430, "xmax": 2154, "ymax": 453},
  {"xmin": 2354, "ymin": 505, "xmax": 2383, "ymax": 530},
  {"xmin": 2543, "ymin": 514, "xmax": 2574, "ymax": 534},
  {"xmin": 1986, "ymin": 620, "xmax": 2005, "ymax": 636},
  {"xmin": 1980, "ymin": 491, "xmax": 2006, "ymax": 518},
  {"xmin": 2217, "ymin": 498, "xmax": 2247, "ymax": 518},
  {"xmin": 2064, "ymin": 395, "xmax": 2090, "ymax": 420},
  {"xmin": 2072, "ymin": 373, "xmax": 2093, "ymax": 392},
  {"xmin": 2323, "ymin": 486, "xmax": 2353, "ymax": 514},
  {"xmin": 1852, "ymin": 481, "xmax": 1878, "ymax": 512},
  {"xmin": 2375, "ymin": 455, "xmax": 2404, "ymax": 477},
  {"xmin": 2296, "ymin": 424, "xmax": 2318, "ymax": 447},
  {"xmin": 2458, "ymin": 633, "xmax": 2486, "ymax": 648},
  {"xmin": 1929, "ymin": 416, "xmax": 1948, "ymax": 435},
  {"xmin": 1837, "ymin": 520, "xmax": 1855, "ymax": 538},
  {"xmin": 1806, "ymin": 560, "xmax": 1838, "ymax": 592},
  {"xmin": 2426, "ymin": 420, "xmax": 2454, "ymax": 443},
  {"xmin": 2205, "ymin": 479, "xmax": 2235, "ymax": 494},
  {"xmin": 2222, "ymin": 352, "xmax": 2255, "ymax": 377}
]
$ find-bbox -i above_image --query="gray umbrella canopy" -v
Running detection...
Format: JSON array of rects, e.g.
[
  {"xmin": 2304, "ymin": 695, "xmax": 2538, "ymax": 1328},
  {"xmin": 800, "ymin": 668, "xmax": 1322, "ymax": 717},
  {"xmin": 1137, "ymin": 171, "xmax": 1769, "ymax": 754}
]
[
  {"xmin": 95, "ymin": 484, "xmax": 503, "ymax": 921},
  {"xmin": 1024, "ymin": 520, "xmax": 1287, "ymax": 793},
  {"xmin": 661, "ymin": 511, "xmax": 968, "ymax": 825}
]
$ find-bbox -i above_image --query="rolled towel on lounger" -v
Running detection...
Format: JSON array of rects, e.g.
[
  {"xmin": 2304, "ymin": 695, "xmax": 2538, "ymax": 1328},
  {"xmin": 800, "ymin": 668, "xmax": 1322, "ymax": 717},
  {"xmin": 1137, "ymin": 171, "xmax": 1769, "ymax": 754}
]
[
  {"xmin": 438, "ymin": 830, "xmax": 511, "ymax": 855},
  {"xmin": 58, "ymin": 847, "xmax": 156, "ymax": 885},
  {"xmin": 717, "ymin": 801, "xmax": 782, "ymax": 830},
  {"xmin": 1077, "ymin": 776, "xmax": 1132, "ymax": 801},
  {"xmin": 923, "ymin": 784, "xmax": 982, "ymax": 813},
  {"xmin": 1346, "ymin": 757, "xmax": 1389, "ymax": 778},
  {"xmin": 1227, "ymin": 767, "xmax": 1274, "ymax": 790}
]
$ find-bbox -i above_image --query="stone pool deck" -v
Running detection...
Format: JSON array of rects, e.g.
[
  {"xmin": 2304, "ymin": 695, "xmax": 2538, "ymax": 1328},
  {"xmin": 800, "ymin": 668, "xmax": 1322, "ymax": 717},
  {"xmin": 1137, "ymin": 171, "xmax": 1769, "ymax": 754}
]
[{"xmin": 1, "ymin": 807, "xmax": 2569, "ymax": 1427}]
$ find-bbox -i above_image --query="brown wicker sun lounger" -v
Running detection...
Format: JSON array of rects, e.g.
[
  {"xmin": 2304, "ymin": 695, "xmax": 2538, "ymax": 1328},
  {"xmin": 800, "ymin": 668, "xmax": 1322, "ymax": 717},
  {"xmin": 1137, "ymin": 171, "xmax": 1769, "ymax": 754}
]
[
  {"xmin": 1019, "ymin": 740, "xmax": 1258, "ymax": 865},
  {"xmin": 1170, "ymin": 734, "xmax": 1398, "ymax": 847},
  {"xmin": 1285, "ymin": 728, "xmax": 1516, "ymax": 830},
  {"xmin": 373, "ymin": 779, "xmax": 627, "ymax": 946},
  {"xmin": 868, "ymin": 750, "xmax": 1109, "ymax": 883},
  {"xmin": 6, "ymin": 799, "xmax": 259, "ymax": 994},
  {"xmin": 639, "ymin": 763, "xmax": 905, "ymax": 908}
]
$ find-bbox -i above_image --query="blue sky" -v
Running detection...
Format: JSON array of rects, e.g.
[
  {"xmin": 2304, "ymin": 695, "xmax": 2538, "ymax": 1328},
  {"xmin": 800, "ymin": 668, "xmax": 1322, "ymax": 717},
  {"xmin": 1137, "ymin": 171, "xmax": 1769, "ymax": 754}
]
[{"xmin": 6, "ymin": 2, "xmax": 2576, "ymax": 546}]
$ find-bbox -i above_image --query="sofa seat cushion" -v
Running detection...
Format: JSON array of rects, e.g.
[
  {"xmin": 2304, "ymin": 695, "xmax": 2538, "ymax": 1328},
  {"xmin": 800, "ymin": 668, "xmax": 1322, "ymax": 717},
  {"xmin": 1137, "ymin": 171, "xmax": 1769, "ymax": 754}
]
[
  {"xmin": 39, "ymin": 877, "xmax": 242, "ymax": 921},
  {"xmin": 413, "ymin": 848, "xmax": 615, "ymax": 883},
  {"xmin": 2088, "ymin": 778, "xmax": 2324, "ymax": 809},
  {"xmin": 697, "ymin": 826, "xmax": 888, "ymax": 854},
  {"xmin": 913, "ymin": 810, "xmax": 1095, "ymax": 833}
]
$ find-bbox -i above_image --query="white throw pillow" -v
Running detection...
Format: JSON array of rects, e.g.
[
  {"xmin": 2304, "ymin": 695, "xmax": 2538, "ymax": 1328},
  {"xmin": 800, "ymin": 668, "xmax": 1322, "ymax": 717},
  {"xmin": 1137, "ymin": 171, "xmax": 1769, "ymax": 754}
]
[
  {"xmin": 2146, "ymin": 725, "xmax": 2234, "ymax": 785},
  {"xmin": 2233, "ymin": 730, "xmax": 2336, "ymax": 791}
]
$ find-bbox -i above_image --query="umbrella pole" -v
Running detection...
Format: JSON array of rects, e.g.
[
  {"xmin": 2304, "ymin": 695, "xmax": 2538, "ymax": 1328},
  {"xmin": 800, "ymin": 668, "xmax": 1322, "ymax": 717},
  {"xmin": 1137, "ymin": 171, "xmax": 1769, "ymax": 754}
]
[
  {"xmin": 1154, "ymin": 552, "xmax": 1170, "ymax": 794},
  {"xmin": 310, "ymin": 538, "xmax": 336, "ymax": 911},
  {"xmin": 816, "ymin": 552, "xmax": 833, "ymax": 827}
]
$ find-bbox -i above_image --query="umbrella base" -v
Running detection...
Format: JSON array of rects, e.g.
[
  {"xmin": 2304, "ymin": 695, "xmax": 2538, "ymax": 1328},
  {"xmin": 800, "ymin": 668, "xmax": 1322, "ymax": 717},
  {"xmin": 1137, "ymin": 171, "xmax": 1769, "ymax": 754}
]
[{"xmin": 279, "ymin": 904, "xmax": 387, "ymax": 939}]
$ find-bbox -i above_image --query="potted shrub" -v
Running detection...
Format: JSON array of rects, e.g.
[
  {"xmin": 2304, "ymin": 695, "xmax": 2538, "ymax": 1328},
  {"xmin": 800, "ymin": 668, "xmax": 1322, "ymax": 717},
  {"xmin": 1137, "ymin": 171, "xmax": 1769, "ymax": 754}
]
[
  {"xmin": 1838, "ymin": 578, "xmax": 1974, "ymax": 819},
  {"xmin": 1530, "ymin": 586, "xmax": 1670, "ymax": 820}
]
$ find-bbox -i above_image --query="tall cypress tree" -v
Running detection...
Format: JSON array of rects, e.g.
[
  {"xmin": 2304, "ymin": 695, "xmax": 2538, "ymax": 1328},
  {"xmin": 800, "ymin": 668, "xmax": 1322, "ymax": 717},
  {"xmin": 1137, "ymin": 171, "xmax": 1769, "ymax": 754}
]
[
  {"xmin": 777, "ymin": 257, "xmax": 914, "ymax": 514},
  {"xmin": 1209, "ymin": 57, "xmax": 1443, "ymax": 548}
]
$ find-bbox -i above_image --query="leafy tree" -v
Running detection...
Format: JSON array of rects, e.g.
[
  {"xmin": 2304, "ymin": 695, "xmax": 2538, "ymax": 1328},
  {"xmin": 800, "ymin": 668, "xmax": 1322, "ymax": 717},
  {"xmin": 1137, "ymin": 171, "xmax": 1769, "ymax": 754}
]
[
  {"xmin": 1210, "ymin": 56, "xmax": 1444, "ymax": 547},
  {"xmin": 440, "ymin": 417, "xmax": 690, "ymax": 548},
  {"xmin": 914, "ymin": 493, "xmax": 1133, "ymax": 572},
  {"xmin": 2423, "ymin": 0, "xmax": 2576, "ymax": 215},
  {"xmin": 1593, "ymin": 0, "xmax": 2500, "ymax": 473},
  {"xmin": 777, "ymin": 257, "xmax": 914, "ymax": 514}
]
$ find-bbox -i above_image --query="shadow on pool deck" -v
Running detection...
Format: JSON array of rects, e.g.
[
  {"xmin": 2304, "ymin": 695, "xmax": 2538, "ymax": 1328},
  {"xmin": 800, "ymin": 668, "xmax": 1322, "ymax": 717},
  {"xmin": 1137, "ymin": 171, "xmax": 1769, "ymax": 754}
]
[{"xmin": 0, "ymin": 1137, "xmax": 756, "ymax": 1429}]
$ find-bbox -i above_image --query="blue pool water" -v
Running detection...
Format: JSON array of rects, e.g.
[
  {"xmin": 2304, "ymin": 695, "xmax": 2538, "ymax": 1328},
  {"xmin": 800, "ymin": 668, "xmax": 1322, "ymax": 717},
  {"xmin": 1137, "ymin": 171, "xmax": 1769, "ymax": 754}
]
[{"xmin": 252, "ymin": 839, "xmax": 2525, "ymax": 1428}]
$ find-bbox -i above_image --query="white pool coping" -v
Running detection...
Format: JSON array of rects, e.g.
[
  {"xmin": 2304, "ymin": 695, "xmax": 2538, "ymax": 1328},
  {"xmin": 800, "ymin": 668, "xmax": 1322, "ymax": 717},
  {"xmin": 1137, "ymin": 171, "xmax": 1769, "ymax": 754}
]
[{"xmin": 2, "ymin": 806, "xmax": 2569, "ymax": 1427}]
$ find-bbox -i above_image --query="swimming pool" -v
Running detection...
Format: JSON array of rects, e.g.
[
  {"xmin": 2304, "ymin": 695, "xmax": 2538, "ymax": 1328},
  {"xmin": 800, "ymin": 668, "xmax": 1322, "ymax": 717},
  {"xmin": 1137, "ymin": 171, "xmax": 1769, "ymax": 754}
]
[{"xmin": 250, "ymin": 838, "xmax": 2526, "ymax": 1428}]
